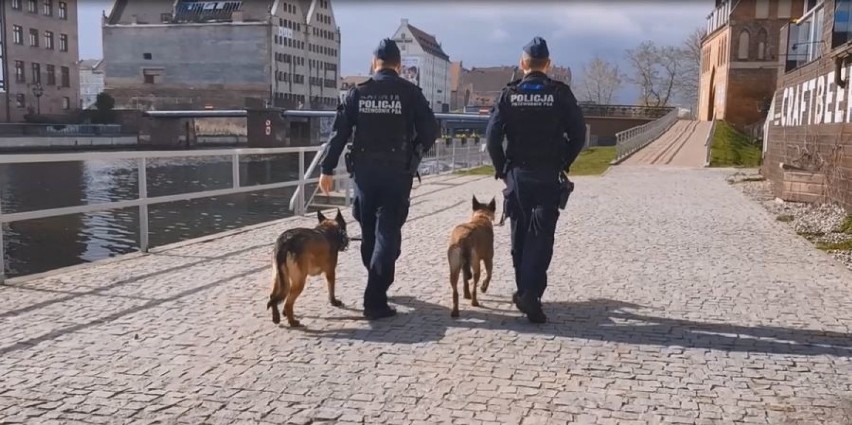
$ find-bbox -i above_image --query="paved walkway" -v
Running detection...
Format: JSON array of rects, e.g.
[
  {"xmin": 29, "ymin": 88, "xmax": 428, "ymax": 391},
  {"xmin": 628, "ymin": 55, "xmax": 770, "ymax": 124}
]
[
  {"xmin": 1, "ymin": 166, "xmax": 852, "ymax": 425},
  {"xmin": 622, "ymin": 120, "xmax": 713, "ymax": 167}
]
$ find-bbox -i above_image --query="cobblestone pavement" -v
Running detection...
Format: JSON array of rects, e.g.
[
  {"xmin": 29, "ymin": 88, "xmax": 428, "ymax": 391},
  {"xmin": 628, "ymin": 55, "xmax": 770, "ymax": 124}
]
[{"xmin": 1, "ymin": 166, "xmax": 852, "ymax": 425}]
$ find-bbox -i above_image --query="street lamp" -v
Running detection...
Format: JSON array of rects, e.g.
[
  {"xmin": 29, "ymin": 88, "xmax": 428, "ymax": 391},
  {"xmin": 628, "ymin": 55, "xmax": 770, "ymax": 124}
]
[{"xmin": 32, "ymin": 82, "xmax": 44, "ymax": 115}]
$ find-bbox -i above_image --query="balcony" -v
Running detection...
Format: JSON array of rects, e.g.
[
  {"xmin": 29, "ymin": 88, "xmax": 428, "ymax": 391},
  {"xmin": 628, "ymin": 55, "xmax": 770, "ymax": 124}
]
[{"xmin": 706, "ymin": 1, "xmax": 732, "ymax": 36}]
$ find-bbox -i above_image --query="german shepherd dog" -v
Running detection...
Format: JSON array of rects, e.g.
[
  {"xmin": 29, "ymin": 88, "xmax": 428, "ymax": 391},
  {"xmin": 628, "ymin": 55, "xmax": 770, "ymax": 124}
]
[
  {"xmin": 446, "ymin": 196, "xmax": 497, "ymax": 318},
  {"xmin": 267, "ymin": 209, "xmax": 349, "ymax": 327}
]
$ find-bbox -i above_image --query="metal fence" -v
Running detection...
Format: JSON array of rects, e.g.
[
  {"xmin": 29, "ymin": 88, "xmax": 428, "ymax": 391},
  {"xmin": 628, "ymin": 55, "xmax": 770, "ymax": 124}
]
[
  {"xmin": 0, "ymin": 123, "xmax": 125, "ymax": 136},
  {"xmin": 612, "ymin": 107, "xmax": 681, "ymax": 164},
  {"xmin": 704, "ymin": 119, "xmax": 718, "ymax": 167}
]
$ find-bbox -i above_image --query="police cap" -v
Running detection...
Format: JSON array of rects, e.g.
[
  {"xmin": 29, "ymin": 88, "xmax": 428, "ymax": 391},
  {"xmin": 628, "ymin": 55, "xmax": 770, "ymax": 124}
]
[
  {"xmin": 374, "ymin": 38, "xmax": 401, "ymax": 62},
  {"xmin": 523, "ymin": 36, "xmax": 549, "ymax": 59}
]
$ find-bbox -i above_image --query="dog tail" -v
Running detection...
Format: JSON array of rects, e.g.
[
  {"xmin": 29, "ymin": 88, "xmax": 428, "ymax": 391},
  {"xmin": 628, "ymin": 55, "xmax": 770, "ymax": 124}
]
[
  {"xmin": 448, "ymin": 242, "xmax": 473, "ymax": 281},
  {"xmin": 268, "ymin": 235, "xmax": 294, "ymax": 324}
]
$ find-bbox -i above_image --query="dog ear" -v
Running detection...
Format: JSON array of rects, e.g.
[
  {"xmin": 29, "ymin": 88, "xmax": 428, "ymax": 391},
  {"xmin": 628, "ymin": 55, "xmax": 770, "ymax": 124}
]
[
  {"xmin": 335, "ymin": 208, "xmax": 345, "ymax": 226},
  {"xmin": 487, "ymin": 197, "xmax": 496, "ymax": 212},
  {"xmin": 317, "ymin": 210, "xmax": 327, "ymax": 223},
  {"xmin": 472, "ymin": 195, "xmax": 480, "ymax": 210}
]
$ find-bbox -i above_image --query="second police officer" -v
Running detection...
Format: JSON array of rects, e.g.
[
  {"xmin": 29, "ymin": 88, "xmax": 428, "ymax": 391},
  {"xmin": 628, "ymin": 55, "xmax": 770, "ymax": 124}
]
[
  {"xmin": 319, "ymin": 38, "xmax": 439, "ymax": 320},
  {"xmin": 486, "ymin": 36, "xmax": 587, "ymax": 323}
]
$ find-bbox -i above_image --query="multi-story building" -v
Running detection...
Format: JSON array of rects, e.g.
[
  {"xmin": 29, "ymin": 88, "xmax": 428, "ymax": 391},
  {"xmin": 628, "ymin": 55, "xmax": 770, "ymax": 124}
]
[
  {"xmin": 102, "ymin": 0, "xmax": 341, "ymax": 111},
  {"xmin": 452, "ymin": 65, "xmax": 572, "ymax": 111},
  {"xmin": 78, "ymin": 58, "xmax": 104, "ymax": 109},
  {"xmin": 378, "ymin": 19, "xmax": 451, "ymax": 112},
  {"xmin": 698, "ymin": 0, "xmax": 805, "ymax": 131},
  {"xmin": 763, "ymin": 0, "xmax": 852, "ymax": 210},
  {"xmin": 0, "ymin": 0, "xmax": 80, "ymax": 122}
]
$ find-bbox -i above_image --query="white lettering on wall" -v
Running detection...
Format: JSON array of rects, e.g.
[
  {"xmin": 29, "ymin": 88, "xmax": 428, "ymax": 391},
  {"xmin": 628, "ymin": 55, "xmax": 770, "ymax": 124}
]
[{"xmin": 774, "ymin": 64, "xmax": 852, "ymax": 127}]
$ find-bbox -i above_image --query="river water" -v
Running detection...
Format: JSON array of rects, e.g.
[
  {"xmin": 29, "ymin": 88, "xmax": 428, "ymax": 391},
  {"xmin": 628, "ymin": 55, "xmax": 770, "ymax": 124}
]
[{"xmin": 0, "ymin": 153, "xmax": 315, "ymax": 279}]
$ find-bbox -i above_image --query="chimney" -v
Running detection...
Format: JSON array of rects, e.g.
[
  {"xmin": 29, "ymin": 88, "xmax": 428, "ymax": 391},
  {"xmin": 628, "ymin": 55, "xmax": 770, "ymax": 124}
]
[
  {"xmin": 401, "ymin": 18, "xmax": 408, "ymax": 26},
  {"xmin": 131, "ymin": 14, "xmax": 138, "ymax": 24}
]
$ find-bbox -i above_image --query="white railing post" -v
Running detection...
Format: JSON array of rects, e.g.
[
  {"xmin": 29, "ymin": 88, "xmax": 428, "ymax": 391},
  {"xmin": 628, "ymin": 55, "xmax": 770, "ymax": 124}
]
[
  {"xmin": 231, "ymin": 153, "xmax": 240, "ymax": 189},
  {"xmin": 0, "ymin": 196, "xmax": 5, "ymax": 284},
  {"xmin": 138, "ymin": 158, "xmax": 149, "ymax": 253},
  {"xmin": 297, "ymin": 150, "xmax": 306, "ymax": 216}
]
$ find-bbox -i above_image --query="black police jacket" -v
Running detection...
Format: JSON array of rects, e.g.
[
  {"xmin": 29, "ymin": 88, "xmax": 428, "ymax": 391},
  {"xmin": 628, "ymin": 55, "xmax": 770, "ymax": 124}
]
[
  {"xmin": 320, "ymin": 69, "xmax": 438, "ymax": 175},
  {"xmin": 485, "ymin": 71, "xmax": 587, "ymax": 178}
]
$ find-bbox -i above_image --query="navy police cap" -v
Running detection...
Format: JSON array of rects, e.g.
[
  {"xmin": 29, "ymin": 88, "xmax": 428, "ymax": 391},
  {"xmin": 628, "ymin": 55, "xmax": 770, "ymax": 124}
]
[
  {"xmin": 374, "ymin": 38, "xmax": 401, "ymax": 62},
  {"xmin": 523, "ymin": 36, "xmax": 549, "ymax": 59}
]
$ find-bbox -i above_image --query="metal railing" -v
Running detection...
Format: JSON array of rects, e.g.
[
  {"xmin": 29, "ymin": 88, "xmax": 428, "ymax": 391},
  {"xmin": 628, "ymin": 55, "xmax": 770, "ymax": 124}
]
[
  {"xmin": 580, "ymin": 104, "xmax": 674, "ymax": 119},
  {"xmin": 0, "ymin": 123, "xmax": 126, "ymax": 136},
  {"xmin": 704, "ymin": 119, "xmax": 718, "ymax": 167},
  {"xmin": 0, "ymin": 146, "xmax": 346, "ymax": 283},
  {"xmin": 612, "ymin": 107, "xmax": 681, "ymax": 164}
]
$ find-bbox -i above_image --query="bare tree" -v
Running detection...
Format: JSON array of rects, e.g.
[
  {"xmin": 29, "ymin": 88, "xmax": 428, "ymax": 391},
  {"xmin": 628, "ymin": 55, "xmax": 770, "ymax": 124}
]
[
  {"xmin": 676, "ymin": 26, "xmax": 707, "ymax": 110},
  {"xmin": 625, "ymin": 40, "xmax": 683, "ymax": 107},
  {"xmin": 577, "ymin": 56, "xmax": 623, "ymax": 105}
]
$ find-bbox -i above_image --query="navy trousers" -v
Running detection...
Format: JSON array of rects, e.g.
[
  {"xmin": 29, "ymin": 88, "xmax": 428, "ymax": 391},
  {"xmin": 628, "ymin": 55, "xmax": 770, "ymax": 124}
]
[
  {"xmin": 503, "ymin": 167, "xmax": 561, "ymax": 301},
  {"xmin": 352, "ymin": 166, "xmax": 413, "ymax": 310}
]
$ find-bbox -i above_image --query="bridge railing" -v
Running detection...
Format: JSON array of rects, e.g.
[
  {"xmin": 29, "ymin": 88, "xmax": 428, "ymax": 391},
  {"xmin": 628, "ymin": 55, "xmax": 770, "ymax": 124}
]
[
  {"xmin": 0, "ymin": 123, "xmax": 127, "ymax": 136},
  {"xmin": 612, "ymin": 107, "xmax": 681, "ymax": 164}
]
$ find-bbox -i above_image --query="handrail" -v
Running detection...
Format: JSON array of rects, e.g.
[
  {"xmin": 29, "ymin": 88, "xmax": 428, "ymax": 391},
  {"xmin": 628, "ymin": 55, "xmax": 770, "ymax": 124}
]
[
  {"xmin": 611, "ymin": 107, "xmax": 681, "ymax": 164},
  {"xmin": 704, "ymin": 119, "xmax": 718, "ymax": 167},
  {"xmin": 288, "ymin": 142, "xmax": 327, "ymax": 214}
]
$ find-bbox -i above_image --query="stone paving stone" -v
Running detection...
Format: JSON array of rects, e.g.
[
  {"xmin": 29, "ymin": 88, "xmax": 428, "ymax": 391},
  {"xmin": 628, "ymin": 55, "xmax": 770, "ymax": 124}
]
[{"xmin": 1, "ymin": 168, "xmax": 852, "ymax": 423}]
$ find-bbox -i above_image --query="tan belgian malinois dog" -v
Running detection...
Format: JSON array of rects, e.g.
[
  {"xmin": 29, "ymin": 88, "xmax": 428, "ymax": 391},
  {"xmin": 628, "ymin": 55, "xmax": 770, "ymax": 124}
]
[
  {"xmin": 446, "ymin": 196, "xmax": 496, "ymax": 318},
  {"xmin": 267, "ymin": 209, "xmax": 349, "ymax": 327}
]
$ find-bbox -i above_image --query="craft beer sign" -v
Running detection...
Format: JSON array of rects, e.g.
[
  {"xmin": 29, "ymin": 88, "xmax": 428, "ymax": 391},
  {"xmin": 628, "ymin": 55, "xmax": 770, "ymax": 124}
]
[{"xmin": 775, "ymin": 65, "xmax": 852, "ymax": 127}]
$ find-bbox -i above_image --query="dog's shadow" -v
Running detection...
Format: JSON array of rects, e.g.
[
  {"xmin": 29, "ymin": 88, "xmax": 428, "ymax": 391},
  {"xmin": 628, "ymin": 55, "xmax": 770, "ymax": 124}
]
[{"xmin": 288, "ymin": 294, "xmax": 852, "ymax": 357}]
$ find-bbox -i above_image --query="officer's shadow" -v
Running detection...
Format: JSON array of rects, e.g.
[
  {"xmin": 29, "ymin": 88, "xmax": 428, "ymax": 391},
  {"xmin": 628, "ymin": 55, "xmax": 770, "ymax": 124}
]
[{"xmin": 306, "ymin": 294, "xmax": 852, "ymax": 357}]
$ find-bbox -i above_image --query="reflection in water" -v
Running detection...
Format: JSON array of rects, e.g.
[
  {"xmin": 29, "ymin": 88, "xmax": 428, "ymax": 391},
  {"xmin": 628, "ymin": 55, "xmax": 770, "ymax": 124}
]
[{"xmin": 0, "ymin": 153, "xmax": 316, "ymax": 278}]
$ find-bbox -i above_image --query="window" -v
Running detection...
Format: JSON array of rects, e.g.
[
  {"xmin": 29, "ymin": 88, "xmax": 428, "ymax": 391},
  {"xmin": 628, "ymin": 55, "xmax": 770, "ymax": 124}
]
[
  {"xmin": 834, "ymin": 0, "xmax": 852, "ymax": 47},
  {"xmin": 62, "ymin": 97, "xmax": 70, "ymax": 110},
  {"xmin": 15, "ymin": 61, "xmax": 25, "ymax": 83},
  {"xmin": 13, "ymin": 26, "xmax": 23, "ymax": 45},
  {"xmin": 58, "ymin": 1, "xmax": 67, "ymax": 19},
  {"xmin": 29, "ymin": 29, "xmax": 39, "ymax": 47},
  {"xmin": 60, "ymin": 66, "xmax": 69, "ymax": 87},
  {"xmin": 786, "ymin": 1, "xmax": 825, "ymax": 71},
  {"xmin": 43, "ymin": 0, "xmax": 53, "ymax": 16},
  {"xmin": 44, "ymin": 31, "xmax": 54, "ymax": 49},
  {"xmin": 737, "ymin": 30, "xmax": 750, "ymax": 59},
  {"xmin": 143, "ymin": 53, "xmax": 152, "ymax": 60},
  {"xmin": 756, "ymin": 0, "xmax": 770, "ymax": 18},
  {"xmin": 59, "ymin": 34, "xmax": 68, "ymax": 52},
  {"xmin": 16, "ymin": 94, "xmax": 26, "ymax": 108},
  {"xmin": 46, "ymin": 65, "xmax": 56, "ymax": 86},
  {"xmin": 27, "ymin": 0, "xmax": 36, "ymax": 13},
  {"xmin": 161, "ymin": 13, "xmax": 170, "ymax": 22},
  {"xmin": 757, "ymin": 29, "xmax": 768, "ymax": 60},
  {"xmin": 143, "ymin": 68, "xmax": 162, "ymax": 84},
  {"xmin": 12, "ymin": 0, "xmax": 21, "ymax": 10},
  {"xmin": 31, "ymin": 63, "xmax": 40, "ymax": 83}
]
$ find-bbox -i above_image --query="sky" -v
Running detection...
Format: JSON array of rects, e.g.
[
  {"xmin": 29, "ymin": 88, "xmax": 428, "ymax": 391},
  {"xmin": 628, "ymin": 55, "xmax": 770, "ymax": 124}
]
[{"xmin": 77, "ymin": 0, "xmax": 710, "ymax": 104}]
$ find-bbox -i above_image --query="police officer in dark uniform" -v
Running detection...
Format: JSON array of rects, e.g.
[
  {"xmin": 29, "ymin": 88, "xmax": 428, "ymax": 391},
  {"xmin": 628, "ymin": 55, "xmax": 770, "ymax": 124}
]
[
  {"xmin": 318, "ymin": 38, "xmax": 438, "ymax": 320},
  {"xmin": 485, "ymin": 36, "xmax": 586, "ymax": 323}
]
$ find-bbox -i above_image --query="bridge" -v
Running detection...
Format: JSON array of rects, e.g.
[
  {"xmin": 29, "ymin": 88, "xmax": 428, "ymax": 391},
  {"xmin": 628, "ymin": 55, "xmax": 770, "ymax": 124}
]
[{"xmin": 1, "ymin": 110, "xmax": 851, "ymax": 424}]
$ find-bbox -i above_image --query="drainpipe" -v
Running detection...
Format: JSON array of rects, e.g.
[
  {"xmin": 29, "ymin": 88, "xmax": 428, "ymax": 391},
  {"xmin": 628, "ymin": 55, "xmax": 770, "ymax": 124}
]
[{"xmin": 0, "ymin": 5, "xmax": 9, "ymax": 122}]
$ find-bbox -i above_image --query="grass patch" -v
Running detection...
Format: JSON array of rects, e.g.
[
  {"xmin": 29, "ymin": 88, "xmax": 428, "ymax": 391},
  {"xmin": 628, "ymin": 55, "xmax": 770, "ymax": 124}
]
[
  {"xmin": 776, "ymin": 214, "xmax": 794, "ymax": 223},
  {"xmin": 455, "ymin": 146, "xmax": 617, "ymax": 177},
  {"xmin": 709, "ymin": 121, "xmax": 762, "ymax": 168},
  {"xmin": 841, "ymin": 216, "xmax": 852, "ymax": 234},
  {"xmin": 817, "ymin": 240, "xmax": 852, "ymax": 251}
]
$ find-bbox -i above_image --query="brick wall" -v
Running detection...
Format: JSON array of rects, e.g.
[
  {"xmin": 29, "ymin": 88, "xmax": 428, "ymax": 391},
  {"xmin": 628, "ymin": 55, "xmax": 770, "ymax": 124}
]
[{"xmin": 763, "ymin": 0, "xmax": 852, "ymax": 210}]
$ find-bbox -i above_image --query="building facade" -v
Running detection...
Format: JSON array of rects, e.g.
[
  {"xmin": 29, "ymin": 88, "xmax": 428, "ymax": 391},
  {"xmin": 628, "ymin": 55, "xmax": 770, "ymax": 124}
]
[
  {"xmin": 102, "ymin": 0, "xmax": 341, "ymax": 111},
  {"xmin": 379, "ymin": 19, "xmax": 451, "ymax": 112},
  {"xmin": 78, "ymin": 58, "xmax": 104, "ymax": 109},
  {"xmin": 0, "ymin": 0, "xmax": 80, "ymax": 122},
  {"xmin": 763, "ymin": 0, "xmax": 852, "ymax": 210},
  {"xmin": 698, "ymin": 0, "xmax": 805, "ymax": 131}
]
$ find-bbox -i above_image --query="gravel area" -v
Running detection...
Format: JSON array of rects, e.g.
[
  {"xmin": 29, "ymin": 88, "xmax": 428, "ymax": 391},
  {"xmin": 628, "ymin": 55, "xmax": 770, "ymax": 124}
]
[{"xmin": 728, "ymin": 170, "xmax": 852, "ymax": 271}]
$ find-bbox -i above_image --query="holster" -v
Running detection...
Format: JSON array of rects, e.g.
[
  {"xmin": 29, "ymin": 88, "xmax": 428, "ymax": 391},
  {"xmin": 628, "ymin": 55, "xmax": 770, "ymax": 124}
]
[
  {"xmin": 558, "ymin": 173, "xmax": 574, "ymax": 210},
  {"xmin": 408, "ymin": 144, "xmax": 425, "ymax": 182},
  {"xmin": 344, "ymin": 145, "xmax": 355, "ymax": 175}
]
